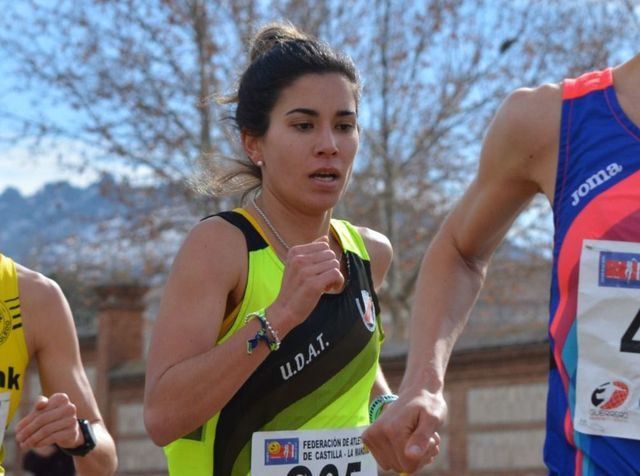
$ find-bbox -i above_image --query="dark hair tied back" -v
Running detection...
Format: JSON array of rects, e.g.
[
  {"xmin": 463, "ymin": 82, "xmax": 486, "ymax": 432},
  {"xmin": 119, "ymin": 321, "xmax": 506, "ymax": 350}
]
[
  {"xmin": 200, "ymin": 22, "xmax": 360, "ymax": 198},
  {"xmin": 236, "ymin": 22, "xmax": 360, "ymax": 138},
  {"xmin": 248, "ymin": 24, "xmax": 308, "ymax": 62}
]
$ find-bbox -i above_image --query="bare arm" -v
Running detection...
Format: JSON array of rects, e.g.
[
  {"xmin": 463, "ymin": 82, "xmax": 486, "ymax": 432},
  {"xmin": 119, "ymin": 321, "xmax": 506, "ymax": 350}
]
[
  {"xmin": 144, "ymin": 218, "xmax": 265, "ymax": 445},
  {"xmin": 363, "ymin": 83, "xmax": 561, "ymax": 473},
  {"xmin": 144, "ymin": 218, "xmax": 344, "ymax": 445},
  {"xmin": 15, "ymin": 267, "xmax": 117, "ymax": 475},
  {"xmin": 402, "ymin": 83, "xmax": 559, "ymax": 399},
  {"xmin": 371, "ymin": 367, "xmax": 393, "ymax": 401}
]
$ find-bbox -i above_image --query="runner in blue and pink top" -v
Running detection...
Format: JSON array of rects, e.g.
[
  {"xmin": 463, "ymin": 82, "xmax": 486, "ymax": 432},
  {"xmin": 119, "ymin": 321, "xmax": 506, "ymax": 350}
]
[
  {"xmin": 364, "ymin": 56, "xmax": 640, "ymax": 475},
  {"xmin": 548, "ymin": 66, "xmax": 640, "ymax": 475}
]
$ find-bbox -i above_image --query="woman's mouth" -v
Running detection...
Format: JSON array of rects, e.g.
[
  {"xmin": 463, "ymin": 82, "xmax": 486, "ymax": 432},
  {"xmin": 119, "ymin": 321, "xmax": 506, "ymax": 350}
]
[{"xmin": 311, "ymin": 172, "xmax": 338, "ymax": 182}]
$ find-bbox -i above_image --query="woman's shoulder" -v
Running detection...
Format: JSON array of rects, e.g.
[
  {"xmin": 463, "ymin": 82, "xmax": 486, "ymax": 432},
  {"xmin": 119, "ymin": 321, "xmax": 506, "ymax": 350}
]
[
  {"xmin": 352, "ymin": 225, "xmax": 393, "ymax": 291},
  {"xmin": 161, "ymin": 213, "xmax": 249, "ymax": 322},
  {"xmin": 175, "ymin": 213, "xmax": 249, "ymax": 277},
  {"xmin": 190, "ymin": 212, "xmax": 248, "ymax": 248},
  {"xmin": 352, "ymin": 226, "xmax": 392, "ymax": 254}
]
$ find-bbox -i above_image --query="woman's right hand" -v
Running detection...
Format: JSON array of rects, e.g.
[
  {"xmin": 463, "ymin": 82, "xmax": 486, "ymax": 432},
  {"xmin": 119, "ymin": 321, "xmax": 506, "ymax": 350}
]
[{"xmin": 269, "ymin": 237, "xmax": 343, "ymax": 332}]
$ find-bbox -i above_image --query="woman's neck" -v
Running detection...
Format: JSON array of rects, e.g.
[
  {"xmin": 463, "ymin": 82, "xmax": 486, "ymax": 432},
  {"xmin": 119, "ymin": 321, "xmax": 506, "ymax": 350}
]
[{"xmin": 251, "ymin": 194, "xmax": 333, "ymax": 249}]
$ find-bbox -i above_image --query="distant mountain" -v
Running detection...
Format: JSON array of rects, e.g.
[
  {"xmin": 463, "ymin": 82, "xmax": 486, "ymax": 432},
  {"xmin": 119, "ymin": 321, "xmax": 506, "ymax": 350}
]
[
  {"xmin": 0, "ymin": 175, "xmax": 202, "ymax": 283},
  {"xmin": 1, "ymin": 175, "xmax": 549, "ymax": 285},
  {"xmin": 2, "ymin": 178, "xmax": 112, "ymax": 258}
]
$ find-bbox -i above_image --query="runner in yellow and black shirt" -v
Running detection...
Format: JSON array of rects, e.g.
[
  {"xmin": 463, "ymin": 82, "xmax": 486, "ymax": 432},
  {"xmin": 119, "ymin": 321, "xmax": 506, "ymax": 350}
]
[
  {"xmin": 143, "ymin": 22, "xmax": 439, "ymax": 475},
  {"xmin": 0, "ymin": 254, "xmax": 117, "ymax": 475},
  {"xmin": 162, "ymin": 212, "xmax": 384, "ymax": 474},
  {"xmin": 0, "ymin": 254, "xmax": 28, "ymax": 473}
]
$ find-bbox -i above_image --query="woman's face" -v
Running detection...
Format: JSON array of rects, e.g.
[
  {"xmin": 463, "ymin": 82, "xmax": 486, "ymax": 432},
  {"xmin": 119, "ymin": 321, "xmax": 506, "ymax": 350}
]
[{"xmin": 248, "ymin": 73, "xmax": 359, "ymax": 214}]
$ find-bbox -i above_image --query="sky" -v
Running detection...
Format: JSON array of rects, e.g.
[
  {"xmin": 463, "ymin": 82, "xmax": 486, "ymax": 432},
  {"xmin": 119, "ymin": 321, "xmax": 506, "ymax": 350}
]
[
  {"xmin": 0, "ymin": 15, "xmax": 102, "ymax": 197},
  {"xmin": 0, "ymin": 143, "xmax": 100, "ymax": 195}
]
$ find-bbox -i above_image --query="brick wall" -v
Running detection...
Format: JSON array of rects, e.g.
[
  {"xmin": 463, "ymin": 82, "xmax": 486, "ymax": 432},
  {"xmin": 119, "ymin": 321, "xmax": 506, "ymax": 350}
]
[{"xmin": 380, "ymin": 342, "xmax": 549, "ymax": 475}]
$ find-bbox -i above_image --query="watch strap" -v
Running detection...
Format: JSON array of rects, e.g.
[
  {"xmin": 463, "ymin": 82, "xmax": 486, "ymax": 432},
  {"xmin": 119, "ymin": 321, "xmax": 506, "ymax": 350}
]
[{"xmin": 58, "ymin": 418, "xmax": 97, "ymax": 457}]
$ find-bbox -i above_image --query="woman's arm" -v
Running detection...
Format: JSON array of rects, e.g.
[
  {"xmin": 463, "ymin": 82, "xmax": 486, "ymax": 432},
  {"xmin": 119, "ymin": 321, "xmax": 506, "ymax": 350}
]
[{"xmin": 144, "ymin": 218, "xmax": 346, "ymax": 445}]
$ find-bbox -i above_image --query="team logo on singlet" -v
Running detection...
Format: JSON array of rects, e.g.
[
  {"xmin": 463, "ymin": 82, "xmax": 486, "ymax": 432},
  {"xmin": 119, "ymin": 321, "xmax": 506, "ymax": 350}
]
[
  {"xmin": 355, "ymin": 290, "xmax": 376, "ymax": 332},
  {"xmin": 590, "ymin": 381, "xmax": 630, "ymax": 410},
  {"xmin": 599, "ymin": 251, "xmax": 640, "ymax": 288},
  {"xmin": 0, "ymin": 302, "xmax": 11, "ymax": 346}
]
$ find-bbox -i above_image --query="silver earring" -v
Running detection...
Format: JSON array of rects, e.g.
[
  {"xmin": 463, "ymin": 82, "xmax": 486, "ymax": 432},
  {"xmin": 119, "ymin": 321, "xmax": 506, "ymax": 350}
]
[{"xmin": 256, "ymin": 160, "xmax": 264, "ymax": 167}]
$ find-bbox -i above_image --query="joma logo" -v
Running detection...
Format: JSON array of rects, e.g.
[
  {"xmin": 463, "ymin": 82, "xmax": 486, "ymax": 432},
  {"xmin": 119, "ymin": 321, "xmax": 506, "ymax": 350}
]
[{"xmin": 571, "ymin": 163, "xmax": 623, "ymax": 206}]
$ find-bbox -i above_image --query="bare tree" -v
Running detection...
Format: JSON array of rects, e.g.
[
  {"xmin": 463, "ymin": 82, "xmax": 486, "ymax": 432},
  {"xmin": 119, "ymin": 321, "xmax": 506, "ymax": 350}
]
[
  {"xmin": 1, "ymin": 0, "xmax": 638, "ymax": 336},
  {"xmin": 1, "ymin": 1, "xmax": 246, "ymax": 210}
]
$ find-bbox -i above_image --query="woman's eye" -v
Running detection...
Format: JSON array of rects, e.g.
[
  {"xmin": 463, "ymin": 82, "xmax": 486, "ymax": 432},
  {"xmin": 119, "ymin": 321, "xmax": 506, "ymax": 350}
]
[
  {"xmin": 337, "ymin": 123, "xmax": 355, "ymax": 131},
  {"xmin": 294, "ymin": 122, "xmax": 313, "ymax": 131}
]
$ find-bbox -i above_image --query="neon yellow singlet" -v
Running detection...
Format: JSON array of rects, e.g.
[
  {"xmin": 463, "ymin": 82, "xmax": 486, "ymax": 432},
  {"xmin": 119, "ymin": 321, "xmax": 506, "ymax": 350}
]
[
  {"xmin": 0, "ymin": 254, "xmax": 28, "ymax": 475},
  {"xmin": 164, "ymin": 211, "xmax": 384, "ymax": 475}
]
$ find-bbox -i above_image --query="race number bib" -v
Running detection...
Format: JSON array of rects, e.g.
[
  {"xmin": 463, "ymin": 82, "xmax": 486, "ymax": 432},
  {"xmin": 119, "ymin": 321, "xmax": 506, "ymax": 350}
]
[
  {"xmin": 0, "ymin": 392, "xmax": 10, "ymax": 446},
  {"xmin": 251, "ymin": 427, "xmax": 377, "ymax": 476},
  {"xmin": 575, "ymin": 239, "xmax": 640, "ymax": 440}
]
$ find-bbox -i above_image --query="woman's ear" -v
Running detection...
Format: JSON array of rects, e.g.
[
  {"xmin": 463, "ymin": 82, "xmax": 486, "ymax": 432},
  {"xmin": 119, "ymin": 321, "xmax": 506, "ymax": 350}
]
[{"xmin": 241, "ymin": 131, "xmax": 263, "ymax": 166}]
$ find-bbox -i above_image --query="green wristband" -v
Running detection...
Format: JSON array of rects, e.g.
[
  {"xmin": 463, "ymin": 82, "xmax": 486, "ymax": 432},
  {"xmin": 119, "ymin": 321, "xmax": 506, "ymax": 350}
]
[{"xmin": 369, "ymin": 394, "xmax": 398, "ymax": 423}]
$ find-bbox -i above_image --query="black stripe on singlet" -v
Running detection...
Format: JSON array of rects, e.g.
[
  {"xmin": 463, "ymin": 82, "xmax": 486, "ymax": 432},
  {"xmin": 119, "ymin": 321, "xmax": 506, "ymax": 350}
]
[
  {"xmin": 214, "ymin": 252, "xmax": 379, "ymax": 475},
  {"xmin": 13, "ymin": 323, "xmax": 22, "ymax": 330},
  {"xmin": 5, "ymin": 296, "xmax": 19, "ymax": 303},
  {"xmin": 202, "ymin": 211, "xmax": 268, "ymax": 253},
  {"xmin": 12, "ymin": 314, "xmax": 21, "ymax": 320}
]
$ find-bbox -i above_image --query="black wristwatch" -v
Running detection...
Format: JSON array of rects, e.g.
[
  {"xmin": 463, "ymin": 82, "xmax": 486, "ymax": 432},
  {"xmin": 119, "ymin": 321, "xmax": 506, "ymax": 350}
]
[{"xmin": 59, "ymin": 418, "xmax": 97, "ymax": 457}]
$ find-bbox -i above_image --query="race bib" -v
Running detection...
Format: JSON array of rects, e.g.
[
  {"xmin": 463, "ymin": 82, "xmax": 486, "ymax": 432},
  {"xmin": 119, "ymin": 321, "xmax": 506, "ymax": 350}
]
[
  {"xmin": 251, "ymin": 427, "xmax": 377, "ymax": 476},
  {"xmin": 0, "ymin": 392, "xmax": 10, "ymax": 446},
  {"xmin": 574, "ymin": 239, "xmax": 640, "ymax": 440}
]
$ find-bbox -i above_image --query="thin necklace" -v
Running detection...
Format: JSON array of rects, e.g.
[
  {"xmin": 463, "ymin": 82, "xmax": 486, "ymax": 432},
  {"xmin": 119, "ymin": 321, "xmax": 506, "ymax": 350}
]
[
  {"xmin": 251, "ymin": 196, "xmax": 291, "ymax": 251},
  {"xmin": 250, "ymin": 196, "xmax": 343, "ymax": 264}
]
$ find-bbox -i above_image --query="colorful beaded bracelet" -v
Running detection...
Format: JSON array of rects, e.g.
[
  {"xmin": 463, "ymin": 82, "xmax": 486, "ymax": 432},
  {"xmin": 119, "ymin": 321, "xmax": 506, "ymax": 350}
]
[{"xmin": 245, "ymin": 309, "xmax": 281, "ymax": 353}]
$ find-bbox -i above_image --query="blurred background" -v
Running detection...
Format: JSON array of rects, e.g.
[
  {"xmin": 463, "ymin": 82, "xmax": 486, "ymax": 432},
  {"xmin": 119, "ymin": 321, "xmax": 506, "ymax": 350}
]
[{"xmin": 1, "ymin": 0, "xmax": 638, "ymax": 474}]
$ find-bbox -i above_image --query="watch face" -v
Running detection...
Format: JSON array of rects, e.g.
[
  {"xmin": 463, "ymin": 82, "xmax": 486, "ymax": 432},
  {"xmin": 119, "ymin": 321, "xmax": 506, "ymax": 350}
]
[
  {"xmin": 79, "ymin": 419, "xmax": 97, "ymax": 450},
  {"xmin": 60, "ymin": 419, "xmax": 96, "ymax": 456}
]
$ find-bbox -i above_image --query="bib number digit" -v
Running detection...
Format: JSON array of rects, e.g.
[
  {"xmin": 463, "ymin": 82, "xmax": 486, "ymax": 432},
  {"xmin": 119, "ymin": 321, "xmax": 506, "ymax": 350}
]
[
  {"xmin": 286, "ymin": 463, "xmax": 362, "ymax": 476},
  {"xmin": 287, "ymin": 466, "xmax": 312, "ymax": 476},
  {"xmin": 345, "ymin": 462, "xmax": 362, "ymax": 475},
  {"xmin": 318, "ymin": 464, "xmax": 339, "ymax": 476},
  {"xmin": 620, "ymin": 308, "xmax": 640, "ymax": 354}
]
